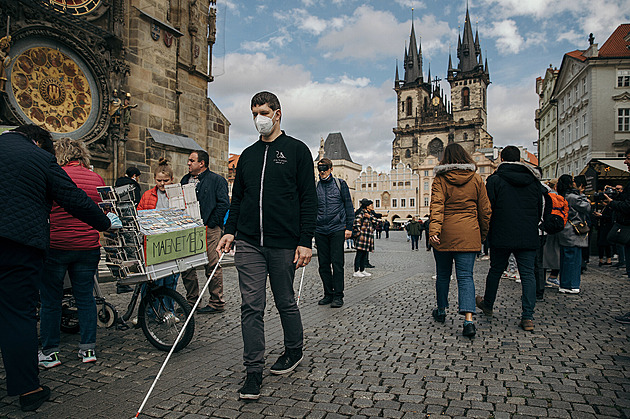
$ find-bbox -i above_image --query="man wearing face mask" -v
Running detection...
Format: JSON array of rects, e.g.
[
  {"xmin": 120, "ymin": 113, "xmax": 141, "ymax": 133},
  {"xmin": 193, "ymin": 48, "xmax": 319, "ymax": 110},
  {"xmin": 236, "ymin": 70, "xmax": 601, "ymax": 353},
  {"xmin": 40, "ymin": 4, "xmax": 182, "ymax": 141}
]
[
  {"xmin": 314, "ymin": 158, "xmax": 354, "ymax": 308},
  {"xmin": 217, "ymin": 91, "xmax": 317, "ymax": 400}
]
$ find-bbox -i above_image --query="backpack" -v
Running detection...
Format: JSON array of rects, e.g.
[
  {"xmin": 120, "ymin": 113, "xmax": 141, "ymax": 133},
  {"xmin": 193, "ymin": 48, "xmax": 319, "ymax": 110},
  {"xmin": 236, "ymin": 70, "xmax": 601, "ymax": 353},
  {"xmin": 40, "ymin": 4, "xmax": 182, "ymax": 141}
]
[{"xmin": 542, "ymin": 192, "xmax": 569, "ymax": 234}]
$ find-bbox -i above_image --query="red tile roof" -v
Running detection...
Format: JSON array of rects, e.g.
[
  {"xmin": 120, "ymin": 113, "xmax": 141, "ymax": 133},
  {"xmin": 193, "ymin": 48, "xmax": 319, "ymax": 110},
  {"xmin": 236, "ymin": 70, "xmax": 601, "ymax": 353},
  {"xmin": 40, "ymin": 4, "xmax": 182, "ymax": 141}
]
[
  {"xmin": 599, "ymin": 24, "xmax": 630, "ymax": 57},
  {"xmin": 566, "ymin": 49, "xmax": 587, "ymax": 62}
]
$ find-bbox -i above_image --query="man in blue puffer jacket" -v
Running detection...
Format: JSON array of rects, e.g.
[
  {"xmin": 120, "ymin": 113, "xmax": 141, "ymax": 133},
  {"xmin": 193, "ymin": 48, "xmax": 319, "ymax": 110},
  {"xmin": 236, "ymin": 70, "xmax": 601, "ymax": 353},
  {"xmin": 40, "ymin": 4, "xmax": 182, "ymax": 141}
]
[{"xmin": 315, "ymin": 158, "xmax": 355, "ymax": 308}]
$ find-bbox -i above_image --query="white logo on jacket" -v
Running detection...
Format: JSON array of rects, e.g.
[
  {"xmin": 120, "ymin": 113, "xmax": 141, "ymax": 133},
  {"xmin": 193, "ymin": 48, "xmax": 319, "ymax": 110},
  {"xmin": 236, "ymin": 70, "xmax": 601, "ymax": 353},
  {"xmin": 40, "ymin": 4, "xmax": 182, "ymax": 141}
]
[{"xmin": 274, "ymin": 150, "xmax": 287, "ymax": 165}]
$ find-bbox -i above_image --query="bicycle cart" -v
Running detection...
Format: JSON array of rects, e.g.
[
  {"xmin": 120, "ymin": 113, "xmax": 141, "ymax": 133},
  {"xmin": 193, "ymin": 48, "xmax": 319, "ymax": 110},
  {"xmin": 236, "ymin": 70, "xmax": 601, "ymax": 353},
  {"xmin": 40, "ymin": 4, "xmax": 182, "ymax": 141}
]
[{"xmin": 99, "ymin": 184, "xmax": 207, "ymax": 352}]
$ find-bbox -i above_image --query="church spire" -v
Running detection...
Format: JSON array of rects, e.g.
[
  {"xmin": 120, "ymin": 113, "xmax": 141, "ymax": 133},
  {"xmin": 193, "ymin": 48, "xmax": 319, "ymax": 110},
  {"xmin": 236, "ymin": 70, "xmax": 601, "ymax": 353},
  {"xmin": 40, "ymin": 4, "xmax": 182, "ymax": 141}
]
[
  {"xmin": 401, "ymin": 12, "xmax": 423, "ymax": 85},
  {"xmin": 394, "ymin": 59, "xmax": 400, "ymax": 87}
]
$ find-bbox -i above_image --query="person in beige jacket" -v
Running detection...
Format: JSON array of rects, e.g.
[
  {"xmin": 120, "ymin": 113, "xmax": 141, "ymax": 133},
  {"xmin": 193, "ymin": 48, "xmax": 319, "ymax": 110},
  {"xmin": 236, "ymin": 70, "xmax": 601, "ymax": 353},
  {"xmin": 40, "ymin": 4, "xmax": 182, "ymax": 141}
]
[{"xmin": 429, "ymin": 143, "xmax": 492, "ymax": 337}]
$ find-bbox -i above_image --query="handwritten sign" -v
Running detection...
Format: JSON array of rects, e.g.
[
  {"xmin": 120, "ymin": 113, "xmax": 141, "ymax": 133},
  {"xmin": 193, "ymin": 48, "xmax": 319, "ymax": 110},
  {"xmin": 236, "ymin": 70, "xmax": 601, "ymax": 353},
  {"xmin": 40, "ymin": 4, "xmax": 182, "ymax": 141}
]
[{"xmin": 144, "ymin": 227, "xmax": 206, "ymax": 266}]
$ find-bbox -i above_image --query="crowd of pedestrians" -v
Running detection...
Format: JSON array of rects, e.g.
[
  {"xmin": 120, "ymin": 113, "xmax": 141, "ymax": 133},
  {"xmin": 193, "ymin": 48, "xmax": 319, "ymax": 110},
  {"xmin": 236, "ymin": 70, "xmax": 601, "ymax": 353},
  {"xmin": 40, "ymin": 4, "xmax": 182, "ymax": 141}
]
[{"xmin": 3, "ymin": 91, "xmax": 630, "ymax": 412}]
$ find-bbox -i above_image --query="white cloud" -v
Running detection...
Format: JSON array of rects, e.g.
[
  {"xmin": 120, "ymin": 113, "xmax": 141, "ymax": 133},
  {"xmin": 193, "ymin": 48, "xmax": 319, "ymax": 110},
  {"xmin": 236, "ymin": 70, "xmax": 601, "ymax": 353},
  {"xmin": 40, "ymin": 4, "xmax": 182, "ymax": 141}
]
[
  {"xmin": 273, "ymin": 9, "xmax": 329, "ymax": 36},
  {"xmin": 317, "ymin": 5, "xmax": 452, "ymax": 62},
  {"xmin": 485, "ymin": 19, "xmax": 524, "ymax": 54},
  {"xmin": 487, "ymin": 83, "xmax": 538, "ymax": 150},
  {"xmin": 209, "ymin": 53, "xmax": 396, "ymax": 172}
]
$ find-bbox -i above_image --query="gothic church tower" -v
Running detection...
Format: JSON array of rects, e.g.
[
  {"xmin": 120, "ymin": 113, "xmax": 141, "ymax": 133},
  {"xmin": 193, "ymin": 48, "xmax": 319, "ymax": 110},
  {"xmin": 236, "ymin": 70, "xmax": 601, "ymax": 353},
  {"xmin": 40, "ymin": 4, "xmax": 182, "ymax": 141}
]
[
  {"xmin": 447, "ymin": 7, "xmax": 491, "ymax": 141},
  {"xmin": 392, "ymin": 6, "xmax": 492, "ymax": 172}
]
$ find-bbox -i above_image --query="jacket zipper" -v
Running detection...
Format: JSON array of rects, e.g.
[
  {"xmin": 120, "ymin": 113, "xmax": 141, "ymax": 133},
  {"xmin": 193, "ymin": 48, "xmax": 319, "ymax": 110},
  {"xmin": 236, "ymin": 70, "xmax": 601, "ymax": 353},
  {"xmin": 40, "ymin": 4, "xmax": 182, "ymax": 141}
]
[{"xmin": 259, "ymin": 144, "xmax": 269, "ymax": 246}]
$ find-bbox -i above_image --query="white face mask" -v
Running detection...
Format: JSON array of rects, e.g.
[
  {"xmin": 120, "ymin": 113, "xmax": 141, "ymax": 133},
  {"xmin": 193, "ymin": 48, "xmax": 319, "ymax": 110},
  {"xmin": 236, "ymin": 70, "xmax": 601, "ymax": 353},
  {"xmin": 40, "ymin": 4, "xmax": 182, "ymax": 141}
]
[{"xmin": 254, "ymin": 110, "xmax": 277, "ymax": 136}]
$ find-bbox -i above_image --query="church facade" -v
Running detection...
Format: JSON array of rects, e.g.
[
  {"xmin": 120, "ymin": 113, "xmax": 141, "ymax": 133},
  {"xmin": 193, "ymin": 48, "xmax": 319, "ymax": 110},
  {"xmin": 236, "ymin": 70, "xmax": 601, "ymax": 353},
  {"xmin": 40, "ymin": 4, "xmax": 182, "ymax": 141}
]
[
  {"xmin": 0, "ymin": 0, "xmax": 229, "ymax": 186},
  {"xmin": 392, "ymin": 8, "xmax": 492, "ymax": 172}
]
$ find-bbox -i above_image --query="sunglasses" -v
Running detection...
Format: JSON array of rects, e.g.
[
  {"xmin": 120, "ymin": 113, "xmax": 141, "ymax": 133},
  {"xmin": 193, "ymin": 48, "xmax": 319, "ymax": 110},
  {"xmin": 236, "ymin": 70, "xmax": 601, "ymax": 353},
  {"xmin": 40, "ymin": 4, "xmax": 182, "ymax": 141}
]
[{"xmin": 318, "ymin": 166, "xmax": 330, "ymax": 172}]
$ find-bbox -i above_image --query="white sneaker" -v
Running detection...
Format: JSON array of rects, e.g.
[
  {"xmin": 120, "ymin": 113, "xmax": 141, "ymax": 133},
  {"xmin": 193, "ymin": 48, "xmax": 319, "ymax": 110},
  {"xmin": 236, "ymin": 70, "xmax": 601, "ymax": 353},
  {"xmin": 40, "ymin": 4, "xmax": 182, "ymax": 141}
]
[
  {"xmin": 38, "ymin": 350, "xmax": 61, "ymax": 369},
  {"xmin": 353, "ymin": 271, "xmax": 365, "ymax": 277},
  {"xmin": 559, "ymin": 288, "xmax": 580, "ymax": 294},
  {"xmin": 78, "ymin": 349, "xmax": 97, "ymax": 363},
  {"xmin": 362, "ymin": 271, "xmax": 372, "ymax": 277}
]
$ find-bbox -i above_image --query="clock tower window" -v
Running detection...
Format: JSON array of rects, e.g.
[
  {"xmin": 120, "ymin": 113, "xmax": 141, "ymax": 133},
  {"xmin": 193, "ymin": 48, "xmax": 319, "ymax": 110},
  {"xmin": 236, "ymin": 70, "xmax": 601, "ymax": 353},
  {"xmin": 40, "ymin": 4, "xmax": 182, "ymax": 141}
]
[
  {"xmin": 462, "ymin": 87, "xmax": 470, "ymax": 107},
  {"xmin": 406, "ymin": 97, "xmax": 412, "ymax": 116}
]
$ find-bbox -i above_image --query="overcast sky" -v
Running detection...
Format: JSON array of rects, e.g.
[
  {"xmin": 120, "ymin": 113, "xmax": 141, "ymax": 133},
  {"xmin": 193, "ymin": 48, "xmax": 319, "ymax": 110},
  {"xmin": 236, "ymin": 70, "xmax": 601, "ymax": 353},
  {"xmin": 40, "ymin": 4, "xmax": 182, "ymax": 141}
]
[{"xmin": 208, "ymin": 0, "xmax": 630, "ymax": 172}]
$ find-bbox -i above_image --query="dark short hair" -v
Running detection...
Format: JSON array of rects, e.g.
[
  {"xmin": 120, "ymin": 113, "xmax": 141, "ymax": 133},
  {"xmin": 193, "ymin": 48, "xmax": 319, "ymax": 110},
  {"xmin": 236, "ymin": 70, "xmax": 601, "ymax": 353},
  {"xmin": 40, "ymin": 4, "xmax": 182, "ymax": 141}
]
[
  {"xmin": 557, "ymin": 174, "xmax": 573, "ymax": 197},
  {"xmin": 192, "ymin": 150, "xmax": 209, "ymax": 167},
  {"xmin": 625, "ymin": 148, "xmax": 630, "ymax": 156},
  {"xmin": 318, "ymin": 158, "xmax": 333, "ymax": 168},
  {"xmin": 251, "ymin": 91, "xmax": 281, "ymax": 111},
  {"xmin": 126, "ymin": 167, "xmax": 141, "ymax": 177},
  {"xmin": 13, "ymin": 124, "xmax": 54, "ymax": 155},
  {"xmin": 500, "ymin": 145, "xmax": 520, "ymax": 162},
  {"xmin": 440, "ymin": 143, "xmax": 474, "ymax": 165}
]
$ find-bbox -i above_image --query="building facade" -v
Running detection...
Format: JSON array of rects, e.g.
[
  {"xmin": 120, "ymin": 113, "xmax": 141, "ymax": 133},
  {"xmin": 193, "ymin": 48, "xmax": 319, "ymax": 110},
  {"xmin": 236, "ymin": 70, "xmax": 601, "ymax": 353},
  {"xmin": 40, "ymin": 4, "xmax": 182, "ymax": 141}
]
[
  {"xmin": 315, "ymin": 132, "xmax": 362, "ymax": 192},
  {"xmin": 0, "ymin": 0, "xmax": 229, "ymax": 188},
  {"xmin": 392, "ymin": 7, "xmax": 492, "ymax": 174},
  {"xmin": 552, "ymin": 25, "xmax": 630, "ymax": 177},
  {"xmin": 535, "ymin": 65, "xmax": 559, "ymax": 179}
]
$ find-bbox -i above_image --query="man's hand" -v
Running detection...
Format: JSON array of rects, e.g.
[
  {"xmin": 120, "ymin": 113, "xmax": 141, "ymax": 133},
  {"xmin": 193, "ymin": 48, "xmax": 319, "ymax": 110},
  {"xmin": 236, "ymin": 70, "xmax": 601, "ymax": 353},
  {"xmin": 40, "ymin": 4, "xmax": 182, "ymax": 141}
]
[
  {"xmin": 429, "ymin": 234, "xmax": 440, "ymax": 245},
  {"xmin": 293, "ymin": 246, "xmax": 312, "ymax": 269},
  {"xmin": 604, "ymin": 194, "xmax": 613, "ymax": 203},
  {"xmin": 216, "ymin": 234, "xmax": 234, "ymax": 255},
  {"xmin": 344, "ymin": 229, "xmax": 352, "ymax": 239}
]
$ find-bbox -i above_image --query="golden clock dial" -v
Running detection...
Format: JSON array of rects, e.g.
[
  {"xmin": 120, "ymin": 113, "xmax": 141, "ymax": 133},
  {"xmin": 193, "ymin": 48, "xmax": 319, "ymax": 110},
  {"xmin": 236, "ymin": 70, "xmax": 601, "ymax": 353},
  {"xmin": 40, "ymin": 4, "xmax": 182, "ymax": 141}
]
[
  {"xmin": 48, "ymin": 0, "xmax": 102, "ymax": 16},
  {"xmin": 432, "ymin": 96, "xmax": 440, "ymax": 106},
  {"xmin": 11, "ymin": 46, "xmax": 93, "ymax": 134}
]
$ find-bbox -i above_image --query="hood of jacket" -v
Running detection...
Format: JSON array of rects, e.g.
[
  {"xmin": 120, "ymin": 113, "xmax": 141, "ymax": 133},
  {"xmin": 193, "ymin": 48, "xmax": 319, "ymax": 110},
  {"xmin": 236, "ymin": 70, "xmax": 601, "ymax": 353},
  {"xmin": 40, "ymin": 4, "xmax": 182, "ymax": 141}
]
[
  {"xmin": 496, "ymin": 161, "xmax": 540, "ymax": 187},
  {"xmin": 433, "ymin": 163, "xmax": 476, "ymax": 186}
]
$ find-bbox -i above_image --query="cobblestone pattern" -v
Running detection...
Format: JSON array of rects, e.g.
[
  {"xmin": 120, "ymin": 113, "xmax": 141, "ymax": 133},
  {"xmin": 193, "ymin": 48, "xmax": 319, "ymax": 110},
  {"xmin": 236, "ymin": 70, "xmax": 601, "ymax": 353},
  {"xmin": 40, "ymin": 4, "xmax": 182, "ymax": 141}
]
[{"xmin": 1, "ymin": 232, "xmax": 629, "ymax": 418}]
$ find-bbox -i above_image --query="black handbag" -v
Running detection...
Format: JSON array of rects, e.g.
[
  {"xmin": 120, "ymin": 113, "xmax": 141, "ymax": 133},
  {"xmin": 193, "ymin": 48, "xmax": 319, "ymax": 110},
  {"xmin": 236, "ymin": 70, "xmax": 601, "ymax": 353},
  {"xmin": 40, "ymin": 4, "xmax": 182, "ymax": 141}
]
[
  {"xmin": 607, "ymin": 222, "xmax": 630, "ymax": 245},
  {"xmin": 568, "ymin": 219, "xmax": 590, "ymax": 235}
]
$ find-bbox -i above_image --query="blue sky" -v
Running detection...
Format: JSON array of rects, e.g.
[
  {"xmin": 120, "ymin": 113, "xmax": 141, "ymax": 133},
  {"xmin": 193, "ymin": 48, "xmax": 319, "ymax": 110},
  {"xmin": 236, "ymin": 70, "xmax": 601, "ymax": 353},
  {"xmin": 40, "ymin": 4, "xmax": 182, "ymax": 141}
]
[{"xmin": 208, "ymin": 0, "xmax": 630, "ymax": 172}]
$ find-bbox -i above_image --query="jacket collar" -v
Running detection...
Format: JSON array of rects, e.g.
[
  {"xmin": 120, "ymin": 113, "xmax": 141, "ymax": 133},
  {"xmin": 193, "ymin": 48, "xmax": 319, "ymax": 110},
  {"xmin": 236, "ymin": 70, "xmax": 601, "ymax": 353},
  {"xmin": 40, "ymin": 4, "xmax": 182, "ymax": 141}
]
[
  {"xmin": 433, "ymin": 163, "xmax": 476, "ymax": 176},
  {"xmin": 497, "ymin": 161, "xmax": 541, "ymax": 180}
]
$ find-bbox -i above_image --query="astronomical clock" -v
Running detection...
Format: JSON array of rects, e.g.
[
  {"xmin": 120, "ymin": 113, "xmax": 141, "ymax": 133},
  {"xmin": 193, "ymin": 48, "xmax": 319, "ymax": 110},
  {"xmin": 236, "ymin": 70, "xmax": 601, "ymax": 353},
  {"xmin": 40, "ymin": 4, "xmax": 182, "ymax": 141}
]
[{"xmin": 0, "ymin": 0, "xmax": 126, "ymax": 166}]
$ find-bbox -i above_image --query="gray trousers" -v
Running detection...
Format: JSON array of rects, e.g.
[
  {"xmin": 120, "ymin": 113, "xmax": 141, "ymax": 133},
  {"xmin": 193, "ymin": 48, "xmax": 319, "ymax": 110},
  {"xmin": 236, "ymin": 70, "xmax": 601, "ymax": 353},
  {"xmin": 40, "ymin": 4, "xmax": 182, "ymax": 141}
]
[{"xmin": 234, "ymin": 240, "xmax": 303, "ymax": 373}]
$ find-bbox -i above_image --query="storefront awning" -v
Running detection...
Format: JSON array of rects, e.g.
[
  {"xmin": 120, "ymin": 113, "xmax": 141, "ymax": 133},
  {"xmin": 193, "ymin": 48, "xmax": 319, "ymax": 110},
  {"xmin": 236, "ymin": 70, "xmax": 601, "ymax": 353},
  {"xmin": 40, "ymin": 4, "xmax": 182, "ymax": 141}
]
[
  {"xmin": 596, "ymin": 159, "xmax": 628, "ymax": 173},
  {"xmin": 147, "ymin": 128, "xmax": 204, "ymax": 151}
]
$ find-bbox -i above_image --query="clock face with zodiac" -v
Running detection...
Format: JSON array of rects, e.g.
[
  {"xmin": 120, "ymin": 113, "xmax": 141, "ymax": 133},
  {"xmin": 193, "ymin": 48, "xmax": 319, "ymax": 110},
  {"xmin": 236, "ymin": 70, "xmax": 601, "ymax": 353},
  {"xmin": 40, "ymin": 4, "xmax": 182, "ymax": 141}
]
[
  {"xmin": 47, "ymin": 0, "xmax": 102, "ymax": 16},
  {"xmin": 432, "ymin": 96, "xmax": 441, "ymax": 106},
  {"xmin": 7, "ymin": 38, "xmax": 100, "ymax": 139}
]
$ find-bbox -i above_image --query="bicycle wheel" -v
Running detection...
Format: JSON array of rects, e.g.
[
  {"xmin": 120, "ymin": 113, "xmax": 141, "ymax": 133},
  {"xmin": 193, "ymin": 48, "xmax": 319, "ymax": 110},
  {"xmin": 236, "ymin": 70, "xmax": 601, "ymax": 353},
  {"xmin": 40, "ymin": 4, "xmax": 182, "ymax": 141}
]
[
  {"xmin": 138, "ymin": 287, "xmax": 194, "ymax": 352},
  {"xmin": 97, "ymin": 302, "xmax": 118, "ymax": 328},
  {"xmin": 60, "ymin": 302, "xmax": 80, "ymax": 334}
]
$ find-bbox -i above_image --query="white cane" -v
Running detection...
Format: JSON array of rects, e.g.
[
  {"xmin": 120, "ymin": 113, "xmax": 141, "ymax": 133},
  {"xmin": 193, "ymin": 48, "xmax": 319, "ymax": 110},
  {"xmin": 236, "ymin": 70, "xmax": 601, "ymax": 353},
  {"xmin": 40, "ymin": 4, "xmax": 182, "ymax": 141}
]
[
  {"xmin": 135, "ymin": 251, "xmax": 226, "ymax": 418},
  {"xmin": 296, "ymin": 266, "xmax": 306, "ymax": 306}
]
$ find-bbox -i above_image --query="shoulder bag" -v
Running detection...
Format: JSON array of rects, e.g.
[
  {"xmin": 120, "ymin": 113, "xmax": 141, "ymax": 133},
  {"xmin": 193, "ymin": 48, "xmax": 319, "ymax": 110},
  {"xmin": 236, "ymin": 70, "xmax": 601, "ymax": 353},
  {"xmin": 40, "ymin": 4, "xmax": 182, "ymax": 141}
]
[
  {"xmin": 568, "ymin": 219, "xmax": 590, "ymax": 235},
  {"xmin": 607, "ymin": 222, "xmax": 630, "ymax": 245}
]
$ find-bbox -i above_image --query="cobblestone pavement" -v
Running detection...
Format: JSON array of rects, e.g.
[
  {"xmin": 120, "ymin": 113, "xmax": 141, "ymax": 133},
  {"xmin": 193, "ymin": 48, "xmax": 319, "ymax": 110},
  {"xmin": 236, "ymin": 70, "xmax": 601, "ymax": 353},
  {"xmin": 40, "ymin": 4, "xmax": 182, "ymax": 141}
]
[{"xmin": 1, "ymin": 231, "xmax": 630, "ymax": 418}]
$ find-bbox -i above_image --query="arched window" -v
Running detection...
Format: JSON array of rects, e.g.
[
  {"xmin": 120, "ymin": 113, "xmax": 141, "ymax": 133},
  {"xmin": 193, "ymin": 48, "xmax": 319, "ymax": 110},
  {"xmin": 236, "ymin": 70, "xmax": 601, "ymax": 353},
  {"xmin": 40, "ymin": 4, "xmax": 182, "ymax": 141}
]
[
  {"xmin": 406, "ymin": 97, "xmax": 413, "ymax": 116},
  {"xmin": 401, "ymin": 100, "xmax": 404, "ymax": 114},
  {"xmin": 463, "ymin": 133, "xmax": 468, "ymax": 140},
  {"xmin": 424, "ymin": 97, "xmax": 428, "ymax": 110},
  {"xmin": 462, "ymin": 87, "xmax": 470, "ymax": 107},
  {"xmin": 405, "ymin": 149, "xmax": 411, "ymax": 158}
]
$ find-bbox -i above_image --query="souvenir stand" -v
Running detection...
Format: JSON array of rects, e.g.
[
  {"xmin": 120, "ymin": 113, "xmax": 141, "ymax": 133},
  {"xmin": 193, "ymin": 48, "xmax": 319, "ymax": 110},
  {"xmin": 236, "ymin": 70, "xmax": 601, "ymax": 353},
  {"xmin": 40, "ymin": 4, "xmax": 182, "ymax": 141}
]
[{"xmin": 97, "ymin": 183, "xmax": 207, "ymax": 351}]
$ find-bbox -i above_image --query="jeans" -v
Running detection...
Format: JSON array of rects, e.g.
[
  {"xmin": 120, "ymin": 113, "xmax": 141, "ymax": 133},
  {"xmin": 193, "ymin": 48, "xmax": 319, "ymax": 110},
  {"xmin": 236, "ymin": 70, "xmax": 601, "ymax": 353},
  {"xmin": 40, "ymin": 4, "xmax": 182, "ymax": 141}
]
[
  {"xmin": 410, "ymin": 235, "xmax": 419, "ymax": 250},
  {"xmin": 560, "ymin": 246, "xmax": 582, "ymax": 289},
  {"xmin": 40, "ymin": 248, "xmax": 100, "ymax": 353},
  {"xmin": 433, "ymin": 250, "xmax": 477, "ymax": 314},
  {"xmin": 535, "ymin": 236, "xmax": 547, "ymax": 298},
  {"xmin": 141, "ymin": 273, "xmax": 179, "ymax": 312},
  {"xmin": 234, "ymin": 240, "xmax": 303, "ymax": 373},
  {"xmin": 315, "ymin": 230, "xmax": 345, "ymax": 298},
  {"xmin": 483, "ymin": 248, "xmax": 537, "ymax": 320}
]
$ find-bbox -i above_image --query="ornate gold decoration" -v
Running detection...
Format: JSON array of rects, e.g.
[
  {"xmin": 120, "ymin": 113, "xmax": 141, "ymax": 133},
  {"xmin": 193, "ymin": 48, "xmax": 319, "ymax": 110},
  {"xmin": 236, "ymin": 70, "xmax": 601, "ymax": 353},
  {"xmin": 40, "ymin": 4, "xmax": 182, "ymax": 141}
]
[
  {"xmin": 48, "ymin": 0, "xmax": 102, "ymax": 16},
  {"xmin": 11, "ymin": 46, "xmax": 92, "ymax": 134}
]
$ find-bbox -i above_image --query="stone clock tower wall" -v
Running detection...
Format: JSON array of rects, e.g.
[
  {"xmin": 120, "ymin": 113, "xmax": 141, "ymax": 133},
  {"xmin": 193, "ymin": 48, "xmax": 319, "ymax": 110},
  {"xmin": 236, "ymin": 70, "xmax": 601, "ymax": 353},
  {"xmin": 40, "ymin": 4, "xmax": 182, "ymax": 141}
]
[{"xmin": 0, "ymin": 0, "xmax": 229, "ymax": 189}]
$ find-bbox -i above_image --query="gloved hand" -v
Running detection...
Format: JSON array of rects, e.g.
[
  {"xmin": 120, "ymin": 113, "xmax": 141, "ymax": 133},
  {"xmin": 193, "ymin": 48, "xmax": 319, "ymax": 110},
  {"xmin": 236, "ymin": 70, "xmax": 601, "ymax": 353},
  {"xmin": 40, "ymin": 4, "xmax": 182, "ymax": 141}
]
[{"xmin": 107, "ymin": 212, "xmax": 123, "ymax": 229}]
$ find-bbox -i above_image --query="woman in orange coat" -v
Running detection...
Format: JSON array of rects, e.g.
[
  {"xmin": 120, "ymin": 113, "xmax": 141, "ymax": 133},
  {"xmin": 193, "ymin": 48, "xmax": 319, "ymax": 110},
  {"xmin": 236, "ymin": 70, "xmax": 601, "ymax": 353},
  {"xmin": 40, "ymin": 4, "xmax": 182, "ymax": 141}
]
[{"xmin": 429, "ymin": 143, "xmax": 491, "ymax": 338}]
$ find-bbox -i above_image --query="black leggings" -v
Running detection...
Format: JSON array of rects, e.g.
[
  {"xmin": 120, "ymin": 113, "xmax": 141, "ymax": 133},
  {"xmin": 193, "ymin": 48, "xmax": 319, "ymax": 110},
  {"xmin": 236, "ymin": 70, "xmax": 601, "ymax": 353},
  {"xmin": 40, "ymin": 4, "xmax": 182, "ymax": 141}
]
[
  {"xmin": 354, "ymin": 250, "xmax": 368, "ymax": 272},
  {"xmin": 599, "ymin": 245, "xmax": 612, "ymax": 260}
]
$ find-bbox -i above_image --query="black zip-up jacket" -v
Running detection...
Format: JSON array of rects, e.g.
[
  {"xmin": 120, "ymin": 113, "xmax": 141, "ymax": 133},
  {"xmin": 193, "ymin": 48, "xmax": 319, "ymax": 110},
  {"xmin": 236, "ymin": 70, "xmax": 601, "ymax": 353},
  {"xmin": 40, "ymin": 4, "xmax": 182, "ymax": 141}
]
[
  {"xmin": 0, "ymin": 132, "xmax": 111, "ymax": 250},
  {"xmin": 486, "ymin": 162, "xmax": 543, "ymax": 249},
  {"xmin": 181, "ymin": 169, "xmax": 229, "ymax": 229},
  {"xmin": 609, "ymin": 180, "xmax": 630, "ymax": 226},
  {"xmin": 225, "ymin": 132, "xmax": 317, "ymax": 249}
]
